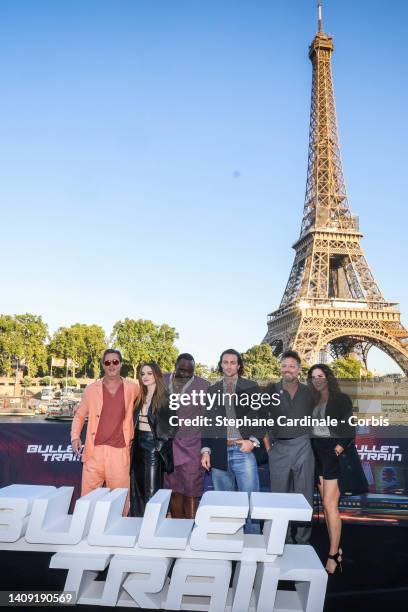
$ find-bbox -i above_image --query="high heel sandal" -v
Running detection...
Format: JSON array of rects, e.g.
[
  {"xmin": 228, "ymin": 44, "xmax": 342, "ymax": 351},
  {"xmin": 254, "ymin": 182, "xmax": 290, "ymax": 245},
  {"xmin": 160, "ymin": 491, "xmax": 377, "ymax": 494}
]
[{"xmin": 326, "ymin": 548, "xmax": 342, "ymax": 574}]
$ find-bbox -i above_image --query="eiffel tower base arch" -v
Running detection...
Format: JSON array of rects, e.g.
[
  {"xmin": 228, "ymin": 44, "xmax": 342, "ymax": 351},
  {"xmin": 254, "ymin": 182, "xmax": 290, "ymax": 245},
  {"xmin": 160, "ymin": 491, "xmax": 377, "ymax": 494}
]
[{"xmin": 264, "ymin": 306, "xmax": 408, "ymax": 375}]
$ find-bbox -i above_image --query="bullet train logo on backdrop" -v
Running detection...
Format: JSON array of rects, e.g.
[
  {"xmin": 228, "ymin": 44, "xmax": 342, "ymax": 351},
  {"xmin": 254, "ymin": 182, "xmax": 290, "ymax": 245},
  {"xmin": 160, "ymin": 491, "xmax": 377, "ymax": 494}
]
[
  {"xmin": 26, "ymin": 444, "xmax": 82, "ymax": 462},
  {"xmin": 357, "ymin": 444, "xmax": 402, "ymax": 462}
]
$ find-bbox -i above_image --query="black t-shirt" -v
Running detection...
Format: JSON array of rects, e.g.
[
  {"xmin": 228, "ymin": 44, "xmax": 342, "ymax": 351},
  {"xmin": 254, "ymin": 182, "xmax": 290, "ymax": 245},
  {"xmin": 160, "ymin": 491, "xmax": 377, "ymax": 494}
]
[{"xmin": 264, "ymin": 380, "xmax": 314, "ymax": 438}]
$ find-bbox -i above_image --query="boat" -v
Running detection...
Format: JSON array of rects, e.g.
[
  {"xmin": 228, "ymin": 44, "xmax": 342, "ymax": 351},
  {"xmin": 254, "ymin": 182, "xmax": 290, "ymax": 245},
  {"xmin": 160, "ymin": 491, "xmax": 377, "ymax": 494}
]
[{"xmin": 45, "ymin": 398, "xmax": 81, "ymax": 421}]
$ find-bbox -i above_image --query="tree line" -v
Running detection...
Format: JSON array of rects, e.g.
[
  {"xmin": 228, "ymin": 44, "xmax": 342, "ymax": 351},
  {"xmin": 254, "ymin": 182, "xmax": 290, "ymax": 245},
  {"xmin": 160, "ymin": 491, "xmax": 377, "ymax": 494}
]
[
  {"xmin": 0, "ymin": 315, "xmax": 178, "ymax": 379},
  {"xmin": 0, "ymin": 313, "xmax": 368, "ymax": 380}
]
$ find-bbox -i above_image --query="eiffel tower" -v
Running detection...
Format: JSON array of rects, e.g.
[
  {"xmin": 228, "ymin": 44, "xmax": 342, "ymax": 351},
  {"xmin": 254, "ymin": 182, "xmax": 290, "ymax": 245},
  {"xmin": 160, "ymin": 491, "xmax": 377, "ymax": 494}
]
[{"xmin": 263, "ymin": 3, "xmax": 408, "ymax": 374}]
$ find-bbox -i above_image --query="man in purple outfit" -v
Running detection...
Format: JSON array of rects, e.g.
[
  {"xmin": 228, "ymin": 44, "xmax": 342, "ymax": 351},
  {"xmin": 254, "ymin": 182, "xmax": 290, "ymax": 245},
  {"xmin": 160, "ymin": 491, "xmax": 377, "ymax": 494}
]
[{"xmin": 164, "ymin": 353, "xmax": 209, "ymax": 519}]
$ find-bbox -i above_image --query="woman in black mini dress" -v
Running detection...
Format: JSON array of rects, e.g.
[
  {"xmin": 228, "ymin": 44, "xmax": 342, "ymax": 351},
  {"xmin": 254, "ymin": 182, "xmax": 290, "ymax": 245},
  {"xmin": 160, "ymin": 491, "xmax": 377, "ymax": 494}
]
[{"xmin": 307, "ymin": 363, "xmax": 355, "ymax": 574}]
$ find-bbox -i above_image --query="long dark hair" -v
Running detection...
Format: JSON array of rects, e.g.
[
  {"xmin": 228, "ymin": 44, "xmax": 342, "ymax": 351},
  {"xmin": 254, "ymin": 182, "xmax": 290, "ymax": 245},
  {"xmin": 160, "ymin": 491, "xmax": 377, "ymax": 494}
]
[
  {"xmin": 136, "ymin": 361, "xmax": 168, "ymax": 413},
  {"xmin": 307, "ymin": 363, "xmax": 340, "ymax": 405}
]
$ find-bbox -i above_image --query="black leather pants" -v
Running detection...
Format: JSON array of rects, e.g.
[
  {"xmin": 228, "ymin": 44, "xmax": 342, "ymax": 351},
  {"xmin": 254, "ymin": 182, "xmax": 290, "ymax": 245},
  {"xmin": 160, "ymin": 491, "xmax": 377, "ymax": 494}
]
[{"xmin": 129, "ymin": 430, "xmax": 163, "ymax": 517}]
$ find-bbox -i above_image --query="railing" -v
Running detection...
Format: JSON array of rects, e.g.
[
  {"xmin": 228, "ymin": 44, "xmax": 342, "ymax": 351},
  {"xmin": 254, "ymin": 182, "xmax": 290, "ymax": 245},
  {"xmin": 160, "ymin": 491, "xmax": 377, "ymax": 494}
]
[{"xmin": 267, "ymin": 299, "xmax": 400, "ymax": 321}]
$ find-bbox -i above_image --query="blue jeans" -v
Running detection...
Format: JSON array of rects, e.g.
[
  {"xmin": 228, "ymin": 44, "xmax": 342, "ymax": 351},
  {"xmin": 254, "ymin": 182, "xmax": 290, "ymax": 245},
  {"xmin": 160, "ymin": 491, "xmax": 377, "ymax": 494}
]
[{"xmin": 211, "ymin": 446, "xmax": 260, "ymax": 534}]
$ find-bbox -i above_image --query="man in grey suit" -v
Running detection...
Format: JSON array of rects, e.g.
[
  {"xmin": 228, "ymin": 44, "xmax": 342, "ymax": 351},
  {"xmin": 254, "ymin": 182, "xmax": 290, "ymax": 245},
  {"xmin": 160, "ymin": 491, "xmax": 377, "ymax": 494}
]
[
  {"xmin": 265, "ymin": 350, "xmax": 315, "ymax": 544},
  {"xmin": 201, "ymin": 349, "xmax": 262, "ymax": 533}
]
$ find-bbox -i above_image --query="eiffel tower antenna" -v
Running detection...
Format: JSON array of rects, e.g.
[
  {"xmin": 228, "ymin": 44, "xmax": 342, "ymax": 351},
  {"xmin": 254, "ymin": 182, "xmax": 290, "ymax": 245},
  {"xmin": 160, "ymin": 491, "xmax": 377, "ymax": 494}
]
[
  {"xmin": 263, "ymin": 6, "xmax": 408, "ymax": 373},
  {"xmin": 318, "ymin": 1, "xmax": 323, "ymax": 33}
]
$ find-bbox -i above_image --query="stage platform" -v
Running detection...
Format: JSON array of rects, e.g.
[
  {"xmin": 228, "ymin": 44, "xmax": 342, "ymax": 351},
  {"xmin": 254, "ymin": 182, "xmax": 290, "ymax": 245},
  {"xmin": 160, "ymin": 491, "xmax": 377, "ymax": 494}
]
[{"xmin": 0, "ymin": 522, "xmax": 407, "ymax": 611}]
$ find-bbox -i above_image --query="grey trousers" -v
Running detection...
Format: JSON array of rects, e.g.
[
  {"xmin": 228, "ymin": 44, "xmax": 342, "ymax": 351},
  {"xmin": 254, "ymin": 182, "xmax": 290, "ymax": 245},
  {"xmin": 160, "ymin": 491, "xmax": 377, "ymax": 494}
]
[{"xmin": 268, "ymin": 435, "xmax": 315, "ymax": 544}]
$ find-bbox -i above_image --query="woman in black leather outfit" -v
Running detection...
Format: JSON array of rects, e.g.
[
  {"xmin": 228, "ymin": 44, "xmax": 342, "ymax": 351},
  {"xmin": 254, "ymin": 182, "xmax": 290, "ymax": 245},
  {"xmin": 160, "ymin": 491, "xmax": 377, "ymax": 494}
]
[
  {"xmin": 129, "ymin": 361, "xmax": 174, "ymax": 517},
  {"xmin": 307, "ymin": 363, "xmax": 356, "ymax": 575}
]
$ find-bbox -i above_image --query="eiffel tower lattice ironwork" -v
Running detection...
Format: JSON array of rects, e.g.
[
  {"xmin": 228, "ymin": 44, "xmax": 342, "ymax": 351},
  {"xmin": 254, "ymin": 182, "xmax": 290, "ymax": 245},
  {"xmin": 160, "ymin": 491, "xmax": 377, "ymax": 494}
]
[{"xmin": 263, "ymin": 3, "xmax": 408, "ymax": 374}]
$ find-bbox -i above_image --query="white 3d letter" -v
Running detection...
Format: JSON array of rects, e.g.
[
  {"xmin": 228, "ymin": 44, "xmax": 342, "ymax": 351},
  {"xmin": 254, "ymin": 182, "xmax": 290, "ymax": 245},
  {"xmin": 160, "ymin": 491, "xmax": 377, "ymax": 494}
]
[
  {"xmin": 50, "ymin": 552, "xmax": 111, "ymax": 604},
  {"xmin": 250, "ymin": 492, "xmax": 312, "ymax": 555},
  {"xmin": 106, "ymin": 555, "xmax": 172, "ymax": 608},
  {"xmin": 0, "ymin": 484, "xmax": 55, "ymax": 543},
  {"xmin": 87, "ymin": 489, "xmax": 142, "ymax": 547},
  {"xmin": 26, "ymin": 486, "xmax": 101, "ymax": 545},
  {"xmin": 138, "ymin": 489, "xmax": 193, "ymax": 550},
  {"xmin": 190, "ymin": 491, "xmax": 248, "ymax": 553},
  {"xmin": 165, "ymin": 558, "xmax": 231, "ymax": 611}
]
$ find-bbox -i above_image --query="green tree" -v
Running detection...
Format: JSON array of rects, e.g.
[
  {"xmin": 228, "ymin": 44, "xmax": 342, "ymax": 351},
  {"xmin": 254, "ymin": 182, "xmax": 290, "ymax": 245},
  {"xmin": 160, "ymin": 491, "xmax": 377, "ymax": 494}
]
[
  {"xmin": 110, "ymin": 319, "xmax": 179, "ymax": 378},
  {"xmin": 0, "ymin": 313, "xmax": 48, "ymax": 376},
  {"xmin": 194, "ymin": 363, "xmax": 211, "ymax": 379},
  {"xmin": 194, "ymin": 363, "xmax": 221, "ymax": 382},
  {"xmin": 21, "ymin": 376, "xmax": 33, "ymax": 387},
  {"xmin": 194, "ymin": 364, "xmax": 219, "ymax": 383},
  {"xmin": 49, "ymin": 326, "xmax": 85, "ymax": 377},
  {"xmin": 49, "ymin": 324, "xmax": 106, "ymax": 378},
  {"xmin": 0, "ymin": 315, "xmax": 22, "ymax": 376},
  {"xmin": 207, "ymin": 367, "xmax": 221, "ymax": 383},
  {"xmin": 62, "ymin": 377, "xmax": 78, "ymax": 388},
  {"xmin": 242, "ymin": 344, "xmax": 281, "ymax": 381},
  {"xmin": 331, "ymin": 356, "xmax": 362, "ymax": 379},
  {"xmin": 21, "ymin": 375, "xmax": 33, "ymax": 398},
  {"xmin": 15, "ymin": 314, "xmax": 49, "ymax": 377},
  {"xmin": 82, "ymin": 325, "xmax": 107, "ymax": 377}
]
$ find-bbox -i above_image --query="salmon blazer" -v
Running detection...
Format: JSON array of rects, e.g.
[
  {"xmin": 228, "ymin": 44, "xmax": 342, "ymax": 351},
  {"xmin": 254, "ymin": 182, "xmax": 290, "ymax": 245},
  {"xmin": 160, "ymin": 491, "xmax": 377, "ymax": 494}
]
[{"xmin": 71, "ymin": 378, "xmax": 139, "ymax": 462}]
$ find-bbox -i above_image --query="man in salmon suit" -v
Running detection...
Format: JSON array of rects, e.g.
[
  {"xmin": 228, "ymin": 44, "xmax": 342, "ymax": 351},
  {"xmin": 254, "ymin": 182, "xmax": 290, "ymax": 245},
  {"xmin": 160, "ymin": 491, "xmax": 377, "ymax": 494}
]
[{"xmin": 71, "ymin": 348, "xmax": 139, "ymax": 497}]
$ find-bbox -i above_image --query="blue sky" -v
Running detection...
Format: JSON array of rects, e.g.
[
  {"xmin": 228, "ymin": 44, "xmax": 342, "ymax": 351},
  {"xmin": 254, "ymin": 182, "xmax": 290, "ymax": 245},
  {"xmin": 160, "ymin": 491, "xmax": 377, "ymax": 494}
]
[{"xmin": 1, "ymin": 0, "xmax": 407, "ymax": 372}]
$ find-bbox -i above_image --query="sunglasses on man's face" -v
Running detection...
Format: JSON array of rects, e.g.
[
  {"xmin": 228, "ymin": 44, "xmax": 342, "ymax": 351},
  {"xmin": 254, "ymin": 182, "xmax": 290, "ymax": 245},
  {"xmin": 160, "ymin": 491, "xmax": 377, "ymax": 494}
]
[{"xmin": 104, "ymin": 359, "xmax": 120, "ymax": 367}]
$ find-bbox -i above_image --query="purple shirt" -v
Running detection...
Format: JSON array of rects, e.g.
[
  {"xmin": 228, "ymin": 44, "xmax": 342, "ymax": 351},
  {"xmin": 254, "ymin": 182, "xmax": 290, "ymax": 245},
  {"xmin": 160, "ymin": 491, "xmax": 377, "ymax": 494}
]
[{"xmin": 165, "ymin": 374, "xmax": 209, "ymax": 466}]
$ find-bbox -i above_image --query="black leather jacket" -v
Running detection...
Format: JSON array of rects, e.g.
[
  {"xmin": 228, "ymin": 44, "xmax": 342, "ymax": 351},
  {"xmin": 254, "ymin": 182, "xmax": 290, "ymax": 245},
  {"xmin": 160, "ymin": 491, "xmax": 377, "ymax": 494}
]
[
  {"xmin": 324, "ymin": 392, "xmax": 355, "ymax": 448},
  {"xmin": 133, "ymin": 397, "xmax": 177, "ymax": 473}
]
